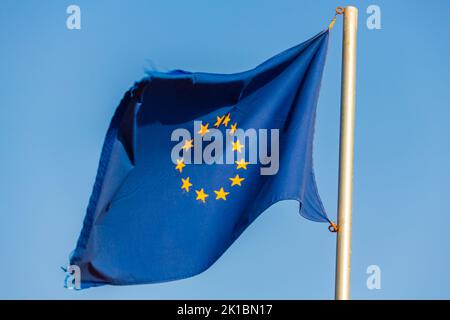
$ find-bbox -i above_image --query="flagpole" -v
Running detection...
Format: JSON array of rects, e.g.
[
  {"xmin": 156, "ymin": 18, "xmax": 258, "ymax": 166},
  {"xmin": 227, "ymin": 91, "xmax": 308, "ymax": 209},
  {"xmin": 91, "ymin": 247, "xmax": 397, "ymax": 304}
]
[{"xmin": 335, "ymin": 6, "xmax": 358, "ymax": 300}]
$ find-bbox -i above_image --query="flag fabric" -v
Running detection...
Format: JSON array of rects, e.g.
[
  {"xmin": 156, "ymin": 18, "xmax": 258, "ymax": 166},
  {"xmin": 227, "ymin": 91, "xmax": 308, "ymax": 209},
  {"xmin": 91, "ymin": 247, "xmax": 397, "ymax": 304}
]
[{"xmin": 70, "ymin": 29, "xmax": 331, "ymax": 288}]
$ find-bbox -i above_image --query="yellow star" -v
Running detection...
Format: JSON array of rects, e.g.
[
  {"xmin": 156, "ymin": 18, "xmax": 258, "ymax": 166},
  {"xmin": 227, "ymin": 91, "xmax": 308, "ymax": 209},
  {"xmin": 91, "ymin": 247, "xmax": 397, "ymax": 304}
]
[
  {"xmin": 222, "ymin": 113, "xmax": 231, "ymax": 127},
  {"xmin": 230, "ymin": 174, "xmax": 245, "ymax": 187},
  {"xmin": 229, "ymin": 123, "xmax": 237, "ymax": 135},
  {"xmin": 235, "ymin": 158, "xmax": 249, "ymax": 170},
  {"xmin": 214, "ymin": 187, "xmax": 229, "ymax": 200},
  {"xmin": 182, "ymin": 139, "xmax": 194, "ymax": 151},
  {"xmin": 195, "ymin": 188, "xmax": 209, "ymax": 203},
  {"xmin": 214, "ymin": 115, "xmax": 225, "ymax": 127},
  {"xmin": 175, "ymin": 158, "xmax": 185, "ymax": 173},
  {"xmin": 197, "ymin": 123, "xmax": 210, "ymax": 137},
  {"xmin": 181, "ymin": 177, "xmax": 192, "ymax": 192},
  {"xmin": 232, "ymin": 139, "xmax": 244, "ymax": 153}
]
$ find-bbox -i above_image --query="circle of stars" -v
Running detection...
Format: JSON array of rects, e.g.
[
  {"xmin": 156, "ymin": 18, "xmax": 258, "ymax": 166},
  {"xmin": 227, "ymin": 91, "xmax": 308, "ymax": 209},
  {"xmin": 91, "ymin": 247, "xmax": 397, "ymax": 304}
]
[{"xmin": 175, "ymin": 112, "xmax": 248, "ymax": 204}]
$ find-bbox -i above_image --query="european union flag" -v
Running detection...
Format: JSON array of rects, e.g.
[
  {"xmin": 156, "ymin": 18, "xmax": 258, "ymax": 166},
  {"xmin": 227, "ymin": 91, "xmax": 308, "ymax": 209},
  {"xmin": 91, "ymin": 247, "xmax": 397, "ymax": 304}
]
[{"xmin": 70, "ymin": 30, "xmax": 331, "ymax": 288}]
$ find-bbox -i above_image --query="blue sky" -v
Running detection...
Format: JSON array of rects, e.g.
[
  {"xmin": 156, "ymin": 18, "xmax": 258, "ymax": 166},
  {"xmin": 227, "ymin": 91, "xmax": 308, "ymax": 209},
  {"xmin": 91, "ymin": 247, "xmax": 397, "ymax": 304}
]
[{"xmin": 1, "ymin": 0, "xmax": 449, "ymax": 299}]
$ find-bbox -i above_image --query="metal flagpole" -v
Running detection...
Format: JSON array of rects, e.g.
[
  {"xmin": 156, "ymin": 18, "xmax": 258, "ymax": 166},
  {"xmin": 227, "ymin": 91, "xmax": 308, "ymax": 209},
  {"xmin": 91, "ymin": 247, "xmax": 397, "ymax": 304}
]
[{"xmin": 334, "ymin": 6, "xmax": 358, "ymax": 300}]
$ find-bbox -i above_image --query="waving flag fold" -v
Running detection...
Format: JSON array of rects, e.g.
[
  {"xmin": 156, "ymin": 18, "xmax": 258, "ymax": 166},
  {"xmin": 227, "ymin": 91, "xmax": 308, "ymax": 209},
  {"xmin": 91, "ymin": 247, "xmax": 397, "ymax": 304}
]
[{"xmin": 70, "ymin": 29, "xmax": 331, "ymax": 288}]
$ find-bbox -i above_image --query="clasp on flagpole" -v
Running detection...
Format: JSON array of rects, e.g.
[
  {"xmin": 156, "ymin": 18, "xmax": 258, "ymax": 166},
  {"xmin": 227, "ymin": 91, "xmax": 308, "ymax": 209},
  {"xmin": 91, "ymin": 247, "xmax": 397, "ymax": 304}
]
[
  {"xmin": 329, "ymin": 6, "xmax": 345, "ymax": 30},
  {"xmin": 335, "ymin": 7, "xmax": 345, "ymax": 15},
  {"xmin": 328, "ymin": 221, "xmax": 339, "ymax": 233}
]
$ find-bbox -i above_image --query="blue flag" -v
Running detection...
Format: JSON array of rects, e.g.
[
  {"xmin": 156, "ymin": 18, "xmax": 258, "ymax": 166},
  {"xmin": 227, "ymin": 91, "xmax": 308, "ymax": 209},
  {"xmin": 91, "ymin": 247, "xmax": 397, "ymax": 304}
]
[{"xmin": 70, "ymin": 30, "xmax": 331, "ymax": 288}]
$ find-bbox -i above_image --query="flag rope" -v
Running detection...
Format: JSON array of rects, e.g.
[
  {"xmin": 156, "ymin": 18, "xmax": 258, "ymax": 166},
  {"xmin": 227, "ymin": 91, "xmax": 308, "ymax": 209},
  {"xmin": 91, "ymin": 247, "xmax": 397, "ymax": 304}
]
[
  {"xmin": 328, "ymin": 6, "xmax": 345, "ymax": 30},
  {"xmin": 328, "ymin": 6, "xmax": 345, "ymax": 233},
  {"xmin": 327, "ymin": 6, "xmax": 345, "ymax": 233}
]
